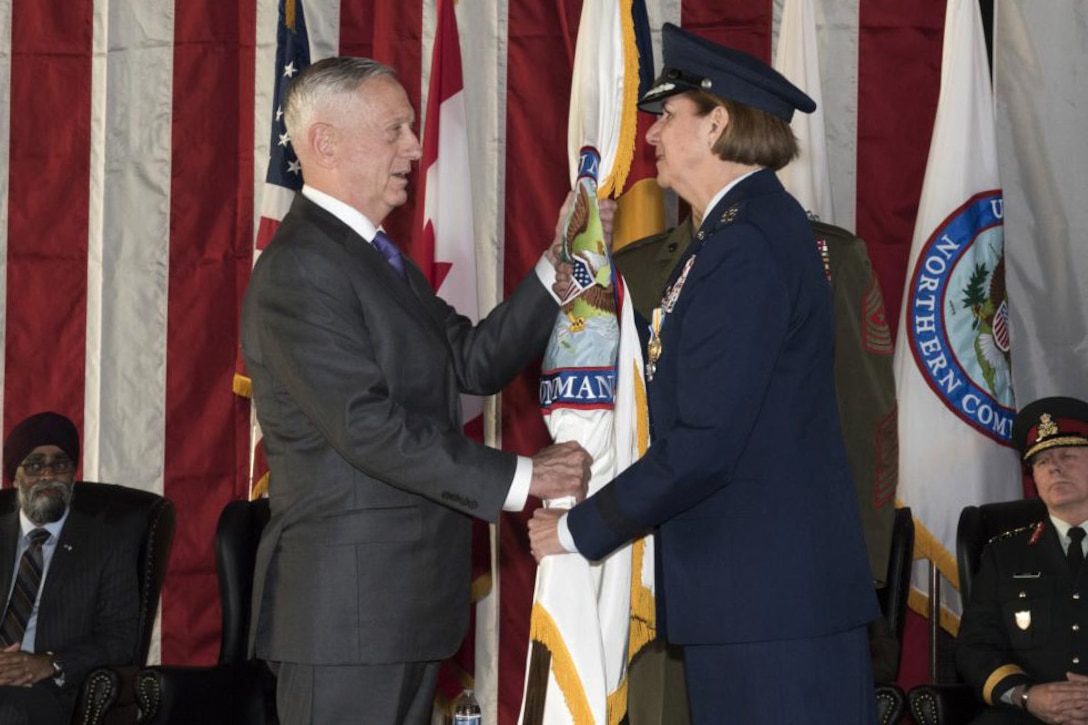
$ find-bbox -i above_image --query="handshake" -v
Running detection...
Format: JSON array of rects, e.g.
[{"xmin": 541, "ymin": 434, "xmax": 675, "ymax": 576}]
[{"xmin": 528, "ymin": 440, "xmax": 593, "ymax": 502}]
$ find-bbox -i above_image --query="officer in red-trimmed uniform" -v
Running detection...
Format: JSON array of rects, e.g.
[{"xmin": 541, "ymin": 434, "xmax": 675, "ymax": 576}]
[{"xmin": 957, "ymin": 396, "xmax": 1088, "ymax": 723}]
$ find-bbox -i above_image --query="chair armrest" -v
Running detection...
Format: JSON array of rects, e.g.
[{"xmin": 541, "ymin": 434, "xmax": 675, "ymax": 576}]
[
  {"xmin": 908, "ymin": 683, "xmax": 980, "ymax": 725},
  {"xmin": 135, "ymin": 661, "xmax": 276, "ymax": 725},
  {"xmin": 70, "ymin": 665, "xmax": 139, "ymax": 725},
  {"xmin": 875, "ymin": 682, "xmax": 906, "ymax": 725}
]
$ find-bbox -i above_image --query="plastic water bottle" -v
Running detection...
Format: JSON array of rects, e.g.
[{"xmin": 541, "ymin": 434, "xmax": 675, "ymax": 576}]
[{"xmin": 452, "ymin": 688, "xmax": 482, "ymax": 724}]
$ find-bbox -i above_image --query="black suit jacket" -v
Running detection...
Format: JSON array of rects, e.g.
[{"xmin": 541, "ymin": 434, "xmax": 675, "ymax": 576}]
[
  {"xmin": 241, "ymin": 193, "xmax": 556, "ymax": 665},
  {"xmin": 957, "ymin": 519, "xmax": 1088, "ymax": 706},
  {"xmin": 0, "ymin": 505, "xmax": 139, "ymax": 714}
]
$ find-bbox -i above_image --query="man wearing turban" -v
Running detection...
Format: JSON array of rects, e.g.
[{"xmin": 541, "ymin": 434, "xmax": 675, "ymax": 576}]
[{"xmin": 0, "ymin": 412, "xmax": 139, "ymax": 725}]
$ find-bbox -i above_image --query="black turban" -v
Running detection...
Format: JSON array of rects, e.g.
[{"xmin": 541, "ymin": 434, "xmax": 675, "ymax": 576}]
[{"xmin": 3, "ymin": 411, "xmax": 80, "ymax": 483}]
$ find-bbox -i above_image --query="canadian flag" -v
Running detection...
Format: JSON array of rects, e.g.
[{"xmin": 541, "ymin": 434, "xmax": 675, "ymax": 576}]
[{"xmin": 414, "ymin": 0, "xmax": 492, "ymax": 717}]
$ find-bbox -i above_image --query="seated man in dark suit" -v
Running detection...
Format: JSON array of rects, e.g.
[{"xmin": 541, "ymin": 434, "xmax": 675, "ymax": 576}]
[
  {"xmin": 956, "ymin": 396, "xmax": 1088, "ymax": 723},
  {"xmin": 0, "ymin": 412, "xmax": 139, "ymax": 725}
]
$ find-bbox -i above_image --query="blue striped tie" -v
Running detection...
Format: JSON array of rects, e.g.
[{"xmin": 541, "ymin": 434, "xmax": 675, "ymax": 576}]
[
  {"xmin": 372, "ymin": 230, "xmax": 406, "ymax": 280},
  {"xmin": 0, "ymin": 528, "xmax": 51, "ymax": 646}
]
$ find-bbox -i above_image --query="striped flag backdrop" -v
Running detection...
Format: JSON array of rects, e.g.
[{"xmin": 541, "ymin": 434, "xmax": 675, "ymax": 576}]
[{"xmin": 2, "ymin": 0, "xmax": 1086, "ymax": 716}]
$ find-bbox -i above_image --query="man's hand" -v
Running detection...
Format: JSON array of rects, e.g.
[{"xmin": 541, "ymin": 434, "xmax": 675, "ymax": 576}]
[
  {"xmin": 0, "ymin": 643, "xmax": 54, "ymax": 687},
  {"xmin": 528, "ymin": 507, "xmax": 567, "ymax": 562},
  {"xmin": 529, "ymin": 441, "xmax": 592, "ymax": 502},
  {"xmin": 546, "ymin": 192, "xmax": 576, "ymax": 299},
  {"xmin": 1022, "ymin": 674, "xmax": 1088, "ymax": 724}
]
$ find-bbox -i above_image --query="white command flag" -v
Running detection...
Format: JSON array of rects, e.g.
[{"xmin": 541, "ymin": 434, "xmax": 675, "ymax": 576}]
[
  {"xmin": 894, "ymin": 0, "xmax": 1021, "ymax": 629},
  {"xmin": 520, "ymin": 1, "xmax": 654, "ymax": 724}
]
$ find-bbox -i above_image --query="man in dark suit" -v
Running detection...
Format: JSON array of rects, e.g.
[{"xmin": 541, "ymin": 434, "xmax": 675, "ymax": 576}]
[
  {"xmin": 0, "ymin": 412, "xmax": 139, "ymax": 725},
  {"xmin": 529, "ymin": 24, "xmax": 877, "ymax": 723},
  {"xmin": 240, "ymin": 57, "xmax": 591, "ymax": 725},
  {"xmin": 957, "ymin": 396, "xmax": 1088, "ymax": 723}
]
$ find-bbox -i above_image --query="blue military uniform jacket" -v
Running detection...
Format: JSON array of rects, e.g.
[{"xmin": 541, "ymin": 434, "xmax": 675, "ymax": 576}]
[
  {"xmin": 568, "ymin": 169, "xmax": 878, "ymax": 645},
  {"xmin": 957, "ymin": 519, "xmax": 1088, "ymax": 706}
]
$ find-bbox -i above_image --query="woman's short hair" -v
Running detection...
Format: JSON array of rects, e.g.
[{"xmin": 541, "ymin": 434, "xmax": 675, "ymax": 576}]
[{"xmin": 689, "ymin": 91, "xmax": 799, "ymax": 171}]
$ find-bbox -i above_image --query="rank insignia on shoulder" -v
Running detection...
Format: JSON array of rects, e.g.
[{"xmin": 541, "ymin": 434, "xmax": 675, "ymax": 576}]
[{"xmin": 988, "ymin": 521, "xmax": 1045, "ymax": 546}]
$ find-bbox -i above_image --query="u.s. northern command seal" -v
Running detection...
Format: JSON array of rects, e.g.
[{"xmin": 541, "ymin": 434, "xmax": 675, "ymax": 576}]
[{"xmin": 906, "ymin": 190, "xmax": 1014, "ymax": 444}]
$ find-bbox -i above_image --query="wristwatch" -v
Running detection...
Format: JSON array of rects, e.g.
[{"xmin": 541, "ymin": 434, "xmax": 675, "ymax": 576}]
[
  {"xmin": 1019, "ymin": 683, "xmax": 1032, "ymax": 711},
  {"xmin": 47, "ymin": 652, "xmax": 64, "ymax": 683}
]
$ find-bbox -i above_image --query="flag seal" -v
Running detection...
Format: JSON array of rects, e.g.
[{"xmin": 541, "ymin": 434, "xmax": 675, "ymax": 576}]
[{"xmin": 906, "ymin": 190, "xmax": 1014, "ymax": 445}]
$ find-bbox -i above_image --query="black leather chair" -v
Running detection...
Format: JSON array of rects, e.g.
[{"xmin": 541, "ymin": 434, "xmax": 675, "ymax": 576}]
[
  {"xmin": 874, "ymin": 506, "xmax": 914, "ymax": 724},
  {"xmin": 0, "ymin": 481, "xmax": 176, "ymax": 725},
  {"xmin": 907, "ymin": 498, "xmax": 1047, "ymax": 724},
  {"xmin": 135, "ymin": 497, "xmax": 277, "ymax": 725}
]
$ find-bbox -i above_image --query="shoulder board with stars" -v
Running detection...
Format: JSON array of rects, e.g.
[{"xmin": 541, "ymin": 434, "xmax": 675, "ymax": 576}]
[{"xmin": 987, "ymin": 521, "xmax": 1046, "ymax": 546}]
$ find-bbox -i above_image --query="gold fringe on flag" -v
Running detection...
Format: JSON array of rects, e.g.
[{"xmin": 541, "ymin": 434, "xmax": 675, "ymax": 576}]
[
  {"xmin": 250, "ymin": 471, "xmax": 270, "ymax": 500},
  {"xmin": 528, "ymin": 603, "xmax": 595, "ymax": 725},
  {"xmin": 599, "ymin": 0, "xmax": 639, "ymax": 200}
]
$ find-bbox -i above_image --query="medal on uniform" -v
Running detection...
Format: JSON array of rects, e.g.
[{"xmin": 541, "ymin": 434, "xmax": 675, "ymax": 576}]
[
  {"xmin": 646, "ymin": 256, "xmax": 697, "ymax": 382},
  {"xmin": 647, "ymin": 308, "xmax": 663, "ymax": 380},
  {"xmin": 642, "ymin": 206, "xmax": 740, "ymax": 381},
  {"xmin": 1015, "ymin": 610, "xmax": 1031, "ymax": 630}
]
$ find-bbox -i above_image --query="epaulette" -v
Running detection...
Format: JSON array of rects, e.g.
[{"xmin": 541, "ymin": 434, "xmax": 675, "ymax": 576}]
[{"xmin": 987, "ymin": 521, "xmax": 1046, "ymax": 546}]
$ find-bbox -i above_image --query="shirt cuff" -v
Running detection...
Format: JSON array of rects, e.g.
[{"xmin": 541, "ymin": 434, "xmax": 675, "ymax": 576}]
[
  {"xmin": 503, "ymin": 456, "xmax": 533, "ymax": 511},
  {"xmin": 557, "ymin": 512, "xmax": 579, "ymax": 553},
  {"xmin": 534, "ymin": 254, "xmax": 561, "ymax": 304}
]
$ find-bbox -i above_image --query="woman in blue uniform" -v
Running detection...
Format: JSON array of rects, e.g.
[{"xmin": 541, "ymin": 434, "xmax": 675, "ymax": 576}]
[{"xmin": 529, "ymin": 23, "xmax": 879, "ymax": 723}]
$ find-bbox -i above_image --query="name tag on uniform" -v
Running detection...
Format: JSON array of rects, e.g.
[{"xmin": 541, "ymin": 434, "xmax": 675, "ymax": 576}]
[
  {"xmin": 1015, "ymin": 610, "xmax": 1032, "ymax": 630},
  {"xmin": 1012, "ymin": 572, "xmax": 1041, "ymax": 578}
]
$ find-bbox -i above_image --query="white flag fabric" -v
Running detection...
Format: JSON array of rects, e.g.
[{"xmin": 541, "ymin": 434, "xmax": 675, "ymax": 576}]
[
  {"xmin": 773, "ymin": 0, "xmax": 834, "ymax": 224},
  {"xmin": 894, "ymin": 0, "xmax": 1021, "ymax": 627},
  {"xmin": 522, "ymin": 2, "xmax": 652, "ymax": 723},
  {"xmin": 996, "ymin": 2, "xmax": 1088, "ymax": 405}
]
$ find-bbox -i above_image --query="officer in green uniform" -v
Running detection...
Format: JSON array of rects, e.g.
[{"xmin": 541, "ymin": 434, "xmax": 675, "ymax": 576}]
[
  {"xmin": 956, "ymin": 396, "xmax": 1088, "ymax": 724},
  {"xmin": 614, "ymin": 213, "xmax": 900, "ymax": 723}
]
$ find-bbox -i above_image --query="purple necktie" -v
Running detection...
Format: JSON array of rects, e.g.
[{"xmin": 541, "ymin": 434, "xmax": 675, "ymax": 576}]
[
  {"xmin": 372, "ymin": 230, "xmax": 406, "ymax": 280},
  {"xmin": 0, "ymin": 528, "xmax": 51, "ymax": 646}
]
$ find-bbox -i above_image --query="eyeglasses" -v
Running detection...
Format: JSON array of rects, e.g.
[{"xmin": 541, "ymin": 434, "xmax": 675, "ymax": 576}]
[{"xmin": 20, "ymin": 457, "xmax": 75, "ymax": 477}]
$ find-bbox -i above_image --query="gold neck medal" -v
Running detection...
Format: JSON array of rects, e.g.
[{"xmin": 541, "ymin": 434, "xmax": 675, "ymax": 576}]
[{"xmin": 647, "ymin": 254, "xmax": 696, "ymax": 381}]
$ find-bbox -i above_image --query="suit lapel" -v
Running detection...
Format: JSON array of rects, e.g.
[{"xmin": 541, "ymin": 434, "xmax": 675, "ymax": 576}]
[
  {"xmin": 292, "ymin": 194, "xmax": 442, "ymax": 333},
  {"xmin": 0, "ymin": 513, "xmax": 18, "ymax": 598},
  {"xmin": 1039, "ymin": 522, "xmax": 1071, "ymax": 577}
]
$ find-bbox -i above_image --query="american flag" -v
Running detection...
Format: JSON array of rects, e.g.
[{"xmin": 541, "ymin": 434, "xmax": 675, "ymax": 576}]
[{"xmin": 255, "ymin": 0, "xmax": 311, "ymax": 252}]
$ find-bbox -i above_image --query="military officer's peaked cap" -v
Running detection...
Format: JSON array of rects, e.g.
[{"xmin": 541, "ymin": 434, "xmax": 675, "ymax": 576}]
[
  {"xmin": 1013, "ymin": 396, "xmax": 1088, "ymax": 462},
  {"xmin": 638, "ymin": 23, "xmax": 816, "ymax": 122}
]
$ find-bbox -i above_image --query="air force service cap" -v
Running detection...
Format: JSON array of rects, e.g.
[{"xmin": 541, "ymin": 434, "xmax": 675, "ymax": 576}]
[
  {"xmin": 1013, "ymin": 396, "xmax": 1088, "ymax": 462},
  {"xmin": 639, "ymin": 23, "xmax": 816, "ymax": 122}
]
